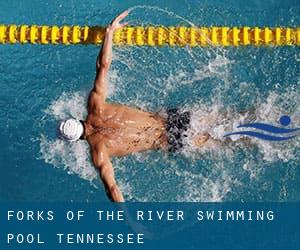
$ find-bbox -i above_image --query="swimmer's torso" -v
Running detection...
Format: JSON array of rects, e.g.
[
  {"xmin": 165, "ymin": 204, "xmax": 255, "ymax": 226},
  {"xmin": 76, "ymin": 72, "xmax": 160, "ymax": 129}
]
[{"xmin": 85, "ymin": 92, "xmax": 167, "ymax": 156}]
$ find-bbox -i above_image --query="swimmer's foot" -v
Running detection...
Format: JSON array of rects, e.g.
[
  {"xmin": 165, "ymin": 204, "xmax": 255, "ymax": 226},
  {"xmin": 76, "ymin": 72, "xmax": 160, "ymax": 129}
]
[{"xmin": 193, "ymin": 133, "xmax": 210, "ymax": 147}]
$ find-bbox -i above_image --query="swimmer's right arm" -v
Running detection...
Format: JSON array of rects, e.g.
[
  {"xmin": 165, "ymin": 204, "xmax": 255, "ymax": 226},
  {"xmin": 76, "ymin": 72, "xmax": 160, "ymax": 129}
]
[
  {"xmin": 93, "ymin": 11, "xmax": 129, "ymax": 100},
  {"xmin": 92, "ymin": 144, "xmax": 125, "ymax": 202}
]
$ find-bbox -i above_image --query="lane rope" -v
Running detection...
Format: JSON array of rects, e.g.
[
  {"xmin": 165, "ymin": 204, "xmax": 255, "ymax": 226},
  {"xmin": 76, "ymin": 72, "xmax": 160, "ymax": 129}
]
[{"xmin": 0, "ymin": 25, "xmax": 299, "ymax": 46}]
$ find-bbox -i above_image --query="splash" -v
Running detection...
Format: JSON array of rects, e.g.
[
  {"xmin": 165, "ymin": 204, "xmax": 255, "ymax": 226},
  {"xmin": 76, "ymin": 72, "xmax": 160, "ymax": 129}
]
[
  {"xmin": 45, "ymin": 92, "xmax": 87, "ymax": 120},
  {"xmin": 39, "ymin": 134, "xmax": 97, "ymax": 184},
  {"xmin": 183, "ymin": 90, "xmax": 300, "ymax": 161},
  {"xmin": 39, "ymin": 88, "xmax": 300, "ymax": 202},
  {"xmin": 39, "ymin": 92, "xmax": 98, "ymax": 185},
  {"xmin": 38, "ymin": 6, "xmax": 299, "ymax": 202}
]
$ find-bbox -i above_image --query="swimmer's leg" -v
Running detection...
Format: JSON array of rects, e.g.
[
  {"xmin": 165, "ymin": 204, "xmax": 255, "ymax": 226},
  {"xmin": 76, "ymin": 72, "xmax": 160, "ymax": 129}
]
[
  {"xmin": 189, "ymin": 114, "xmax": 217, "ymax": 147},
  {"xmin": 192, "ymin": 133, "xmax": 254, "ymax": 148},
  {"xmin": 192, "ymin": 132, "xmax": 211, "ymax": 147},
  {"xmin": 190, "ymin": 107, "xmax": 258, "ymax": 148}
]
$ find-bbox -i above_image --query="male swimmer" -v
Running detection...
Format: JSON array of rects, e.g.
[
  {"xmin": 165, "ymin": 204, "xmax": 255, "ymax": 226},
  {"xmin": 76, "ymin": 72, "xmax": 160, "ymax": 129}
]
[{"xmin": 58, "ymin": 11, "xmax": 210, "ymax": 202}]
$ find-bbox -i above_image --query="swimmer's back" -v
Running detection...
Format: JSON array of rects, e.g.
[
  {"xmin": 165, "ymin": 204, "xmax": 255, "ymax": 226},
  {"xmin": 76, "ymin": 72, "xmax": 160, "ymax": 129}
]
[{"xmin": 86, "ymin": 102, "xmax": 168, "ymax": 157}]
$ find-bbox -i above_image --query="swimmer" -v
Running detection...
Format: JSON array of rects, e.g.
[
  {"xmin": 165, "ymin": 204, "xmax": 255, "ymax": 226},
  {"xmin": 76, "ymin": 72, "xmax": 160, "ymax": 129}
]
[{"xmin": 58, "ymin": 11, "xmax": 210, "ymax": 202}]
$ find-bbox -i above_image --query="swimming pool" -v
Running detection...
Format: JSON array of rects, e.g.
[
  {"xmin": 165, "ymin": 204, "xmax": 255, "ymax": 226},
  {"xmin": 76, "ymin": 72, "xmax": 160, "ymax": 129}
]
[{"xmin": 0, "ymin": 0, "xmax": 299, "ymax": 202}]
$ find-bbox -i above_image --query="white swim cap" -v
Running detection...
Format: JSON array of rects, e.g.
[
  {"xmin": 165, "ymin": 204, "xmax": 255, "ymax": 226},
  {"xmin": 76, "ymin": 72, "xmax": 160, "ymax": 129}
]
[{"xmin": 58, "ymin": 118, "xmax": 84, "ymax": 142}]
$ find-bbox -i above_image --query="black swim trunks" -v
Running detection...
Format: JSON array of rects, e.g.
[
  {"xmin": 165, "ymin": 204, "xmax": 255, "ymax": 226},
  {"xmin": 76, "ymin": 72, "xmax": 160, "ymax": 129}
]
[{"xmin": 166, "ymin": 108, "xmax": 191, "ymax": 153}]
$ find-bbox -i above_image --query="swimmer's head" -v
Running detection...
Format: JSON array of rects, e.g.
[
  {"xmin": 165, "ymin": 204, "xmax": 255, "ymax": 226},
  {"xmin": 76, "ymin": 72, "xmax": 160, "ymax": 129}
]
[{"xmin": 57, "ymin": 118, "xmax": 84, "ymax": 142}]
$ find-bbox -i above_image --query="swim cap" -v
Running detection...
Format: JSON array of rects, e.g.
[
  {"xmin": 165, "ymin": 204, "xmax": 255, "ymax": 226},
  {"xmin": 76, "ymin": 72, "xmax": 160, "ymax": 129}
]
[{"xmin": 58, "ymin": 118, "xmax": 84, "ymax": 142}]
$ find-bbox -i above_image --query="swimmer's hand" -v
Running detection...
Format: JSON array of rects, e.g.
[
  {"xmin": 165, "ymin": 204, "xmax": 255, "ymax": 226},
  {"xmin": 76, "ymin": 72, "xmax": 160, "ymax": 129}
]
[{"xmin": 107, "ymin": 10, "xmax": 129, "ymax": 33}]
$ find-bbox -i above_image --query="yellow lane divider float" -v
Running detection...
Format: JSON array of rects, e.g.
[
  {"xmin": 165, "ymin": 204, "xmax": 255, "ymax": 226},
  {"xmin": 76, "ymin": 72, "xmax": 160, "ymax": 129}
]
[{"xmin": 0, "ymin": 25, "xmax": 299, "ymax": 46}]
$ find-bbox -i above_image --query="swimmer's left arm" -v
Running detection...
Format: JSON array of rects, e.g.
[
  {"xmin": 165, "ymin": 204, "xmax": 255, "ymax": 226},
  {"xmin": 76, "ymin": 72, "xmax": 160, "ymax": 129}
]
[
  {"xmin": 94, "ymin": 11, "xmax": 129, "ymax": 100},
  {"xmin": 92, "ymin": 143, "xmax": 125, "ymax": 202}
]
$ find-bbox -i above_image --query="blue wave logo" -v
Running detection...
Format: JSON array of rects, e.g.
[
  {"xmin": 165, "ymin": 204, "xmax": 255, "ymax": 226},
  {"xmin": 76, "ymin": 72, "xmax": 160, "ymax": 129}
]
[{"xmin": 224, "ymin": 116, "xmax": 300, "ymax": 141}]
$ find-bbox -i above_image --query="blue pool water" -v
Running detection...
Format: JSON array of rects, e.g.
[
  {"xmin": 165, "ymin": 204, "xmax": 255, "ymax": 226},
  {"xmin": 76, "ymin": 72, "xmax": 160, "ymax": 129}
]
[{"xmin": 0, "ymin": 0, "xmax": 299, "ymax": 202}]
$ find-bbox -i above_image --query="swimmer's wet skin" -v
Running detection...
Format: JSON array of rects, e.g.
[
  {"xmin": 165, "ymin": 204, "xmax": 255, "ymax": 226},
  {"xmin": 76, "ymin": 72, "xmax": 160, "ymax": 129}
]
[{"xmin": 57, "ymin": 11, "xmax": 215, "ymax": 202}]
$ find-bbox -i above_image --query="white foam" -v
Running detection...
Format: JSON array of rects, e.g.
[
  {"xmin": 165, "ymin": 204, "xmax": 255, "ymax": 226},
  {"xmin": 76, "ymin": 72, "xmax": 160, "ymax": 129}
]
[
  {"xmin": 39, "ymin": 134, "xmax": 97, "ymax": 183},
  {"xmin": 180, "ymin": 89, "xmax": 300, "ymax": 163},
  {"xmin": 253, "ymin": 90, "xmax": 300, "ymax": 162},
  {"xmin": 38, "ymin": 71, "xmax": 300, "ymax": 203},
  {"xmin": 39, "ymin": 92, "xmax": 98, "ymax": 185},
  {"xmin": 46, "ymin": 91, "xmax": 87, "ymax": 120},
  {"xmin": 175, "ymin": 164, "xmax": 233, "ymax": 202},
  {"xmin": 37, "ymin": 7, "xmax": 299, "ymax": 202}
]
